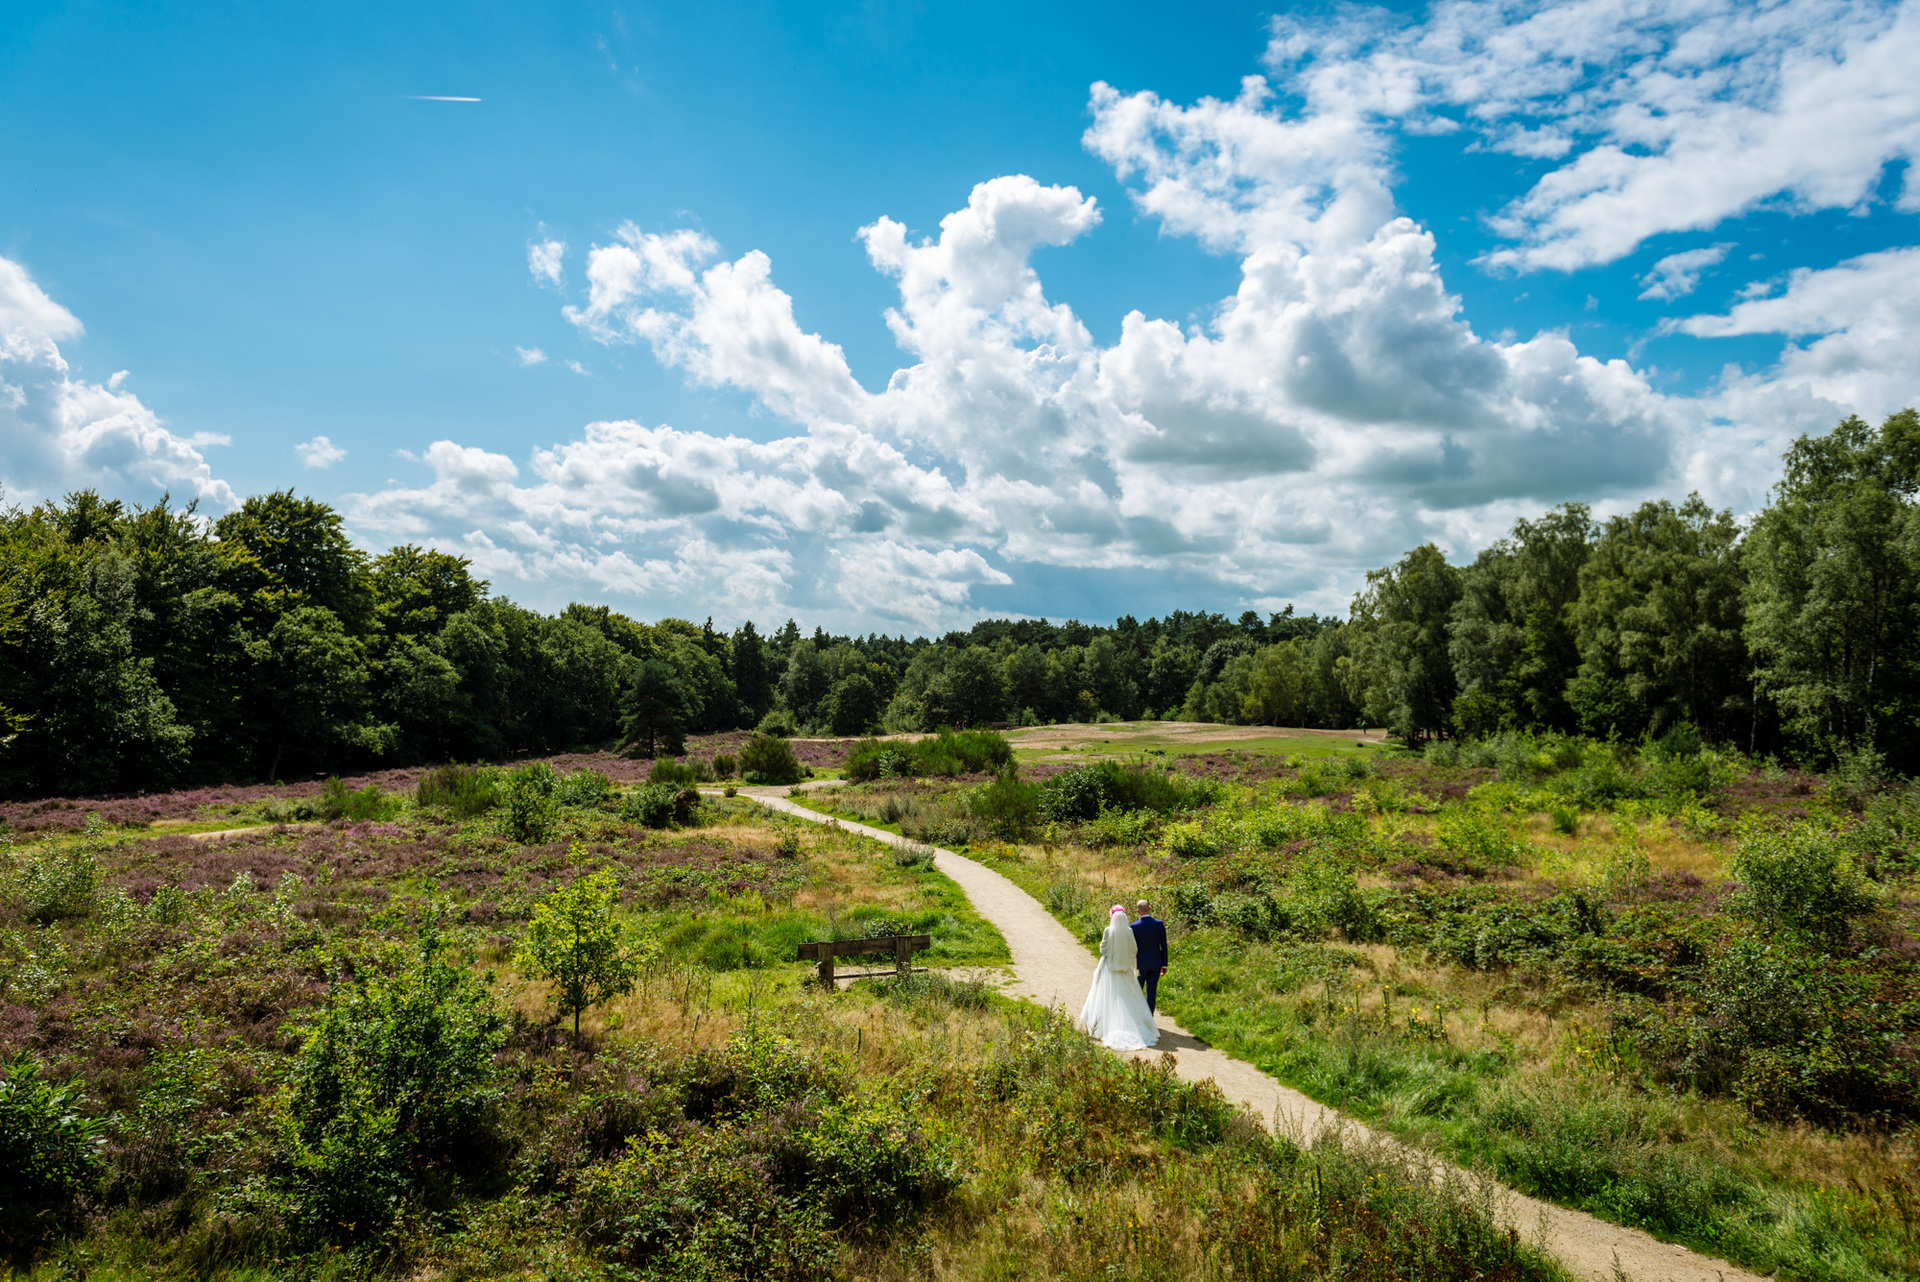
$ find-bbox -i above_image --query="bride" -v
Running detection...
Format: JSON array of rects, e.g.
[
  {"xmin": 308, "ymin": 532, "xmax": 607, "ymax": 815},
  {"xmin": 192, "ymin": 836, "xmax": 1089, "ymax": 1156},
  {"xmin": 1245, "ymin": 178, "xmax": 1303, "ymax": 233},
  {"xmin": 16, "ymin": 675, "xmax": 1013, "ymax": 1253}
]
[{"xmin": 1078, "ymin": 905, "xmax": 1160, "ymax": 1050}]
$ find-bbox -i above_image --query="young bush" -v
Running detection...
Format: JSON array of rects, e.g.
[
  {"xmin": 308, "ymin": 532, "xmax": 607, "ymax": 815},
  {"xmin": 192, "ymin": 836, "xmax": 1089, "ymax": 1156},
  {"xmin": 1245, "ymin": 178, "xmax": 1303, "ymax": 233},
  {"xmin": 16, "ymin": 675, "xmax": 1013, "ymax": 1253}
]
[
  {"xmin": 6, "ymin": 816, "xmax": 104, "ymax": 923},
  {"xmin": 964, "ymin": 771, "xmax": 1040, "ymax": 839},
  {"xmin": 502, "ymin": 761, "xmax": 560, "ymax": 843},
  {"xmin": 711, "ymin": 752, "xmax": 737, "ymax": 779},
  {"xmin": 556, "ymin": 768, "xmax": 614, "ymax": 808},
  {"xmin": 1729, "ymin": 827, "xmax": 1878, "ymax": 941},
  {"xmin": 648, "ymin": 757, "xmax": 711, "ymax": 786},
  {"xmin": 279, "ymin": 934, "xmax": 506, "ymax": 1239},
  {"xmin": 755, "ymin": 709, "xmax": 797, "ymax": 737},
  {"xmin": 622, "ymin": 783, "xmax": 699, "ymax": 829},
  {"xmin": 1040, "ymin": 761, "xmax": 1218, "ymax": 822},
  {"xmin": 0, "ymin": 1053, "xmax": 104, "ymax": 1262},
  {"xmin": 1434, "ymin": 809, "xmax": 1526, "ymax": 867},
  {"xmin": 313, "ymin": 776, "xmax": 400, "ymax": 823},
  {"xmin": 517, "ymin": 862, "xmax": 656, "ymax": 1038},
  {"xmin": 740, "ymin": 733, "xmax": 804, "ymax": 784},
  {"xmin": 846, "ymin": 729, "xmax": 1013, "ymax": 782},
  {"xmin": 415, "ymin": 763, "xmax": 501, "ymax": 818}
]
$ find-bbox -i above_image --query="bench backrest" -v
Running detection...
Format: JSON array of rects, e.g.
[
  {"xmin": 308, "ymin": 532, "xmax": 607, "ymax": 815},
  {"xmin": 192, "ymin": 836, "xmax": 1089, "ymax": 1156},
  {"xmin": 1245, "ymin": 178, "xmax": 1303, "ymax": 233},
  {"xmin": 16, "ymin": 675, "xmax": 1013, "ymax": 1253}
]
[{"xmin": 795, "ymin": 934, "xmax": 932, "ymax": 961}]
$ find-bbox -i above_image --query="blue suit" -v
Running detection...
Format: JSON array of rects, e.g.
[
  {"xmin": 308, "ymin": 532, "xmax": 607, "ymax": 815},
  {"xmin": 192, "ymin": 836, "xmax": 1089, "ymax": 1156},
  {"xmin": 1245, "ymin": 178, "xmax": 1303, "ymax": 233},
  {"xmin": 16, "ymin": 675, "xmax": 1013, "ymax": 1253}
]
[{"xmin": 1130, "ymin": 915, "xmax": 1168, "ymax": 1012}]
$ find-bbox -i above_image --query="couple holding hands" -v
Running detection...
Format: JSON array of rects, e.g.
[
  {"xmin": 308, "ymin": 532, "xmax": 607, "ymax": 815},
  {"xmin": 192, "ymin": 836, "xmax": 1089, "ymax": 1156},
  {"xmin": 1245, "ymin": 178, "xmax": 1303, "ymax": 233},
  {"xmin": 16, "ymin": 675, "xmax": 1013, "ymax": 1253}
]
[{"xmin": 1077, "ymin": 899, "xmax": 1168, "ymax": 1051}]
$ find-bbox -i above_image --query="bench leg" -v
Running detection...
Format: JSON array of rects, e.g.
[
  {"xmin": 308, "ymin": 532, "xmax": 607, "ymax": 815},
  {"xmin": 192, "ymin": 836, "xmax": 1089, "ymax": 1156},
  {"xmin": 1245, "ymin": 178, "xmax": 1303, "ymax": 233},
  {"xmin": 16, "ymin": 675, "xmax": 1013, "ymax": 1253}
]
[
  {"xmin": 819, "ymin": 955, "xmax": 835, "ymax": 989},
  {"xmin": 895, "ymin": 939, "xmax": 910, "ymax": 979}
]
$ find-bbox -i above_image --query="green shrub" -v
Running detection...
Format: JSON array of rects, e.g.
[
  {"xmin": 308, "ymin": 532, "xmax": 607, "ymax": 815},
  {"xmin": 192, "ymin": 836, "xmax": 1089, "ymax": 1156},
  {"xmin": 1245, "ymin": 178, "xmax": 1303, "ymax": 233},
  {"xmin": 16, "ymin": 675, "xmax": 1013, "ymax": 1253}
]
[
  {"xmin": 964, "ymin": 771, "xmax": 1040, "ymax": 839},
  {"xmin": 556, "ymin": 769, "xmax": 614, "ymax": 808},
  {"xmin": 518, "ymin": 862, "xmax": 655, "ymax": 1037},
  {"xmin": 1082, "ymin": 806, "xmax": 1157, "ymax": 848},
  {"xmin": 622, "ymin": 783, "xmax": 699, "ymax": 828},
  {"xmin": 1729, "ymin": 827, "xmax": 1877, "ymax": 941},
  {"xmin": 648, "ymin": 757, "xmax": 711, "ymax": 786},
  {"xmin": 712, "ymin": 753, "xmax": 737, "ymax": 778},
  {"xmin": 415, "ymin": 763, "xmax": 500, "ymax": 818},
  {"xmin": 278, "ymin": 934, "xmax": 506, "ymax": 1240},
  {"xmin": 1434, "ymin": 809, "xmax": 1525, "ymax": 866},
  {"xmin": 576, "ymin": 1126, "xmax": 838, "ymax": 1277},
  {"xmin": 7, "ymin": 816, "xmax": 104, "ymax": 923},
  {"xmin": 846, "ymin": 730, "xmax": 1013, "ymax": 782},
  {"xmin": 0, "ymin": 1053, "xmax": 104, "ymax": 1262},
  {"xmin": 314, "ymin": 777, "xmax": 400, "ymax": 823},
  {"xmin": 1039, "ymin": 761, "xmax": 1216, "ymax": 822},
  {"xmin": 502, "ymin": 761, "xmax": 560, "ymax": 843},
  {"xmin": 755, "ymin": 709, "xmax": 797, "ymax": 737},
  {"xmin": 740, "ymin": 733, "xmax": 804, "ymax": 784}
]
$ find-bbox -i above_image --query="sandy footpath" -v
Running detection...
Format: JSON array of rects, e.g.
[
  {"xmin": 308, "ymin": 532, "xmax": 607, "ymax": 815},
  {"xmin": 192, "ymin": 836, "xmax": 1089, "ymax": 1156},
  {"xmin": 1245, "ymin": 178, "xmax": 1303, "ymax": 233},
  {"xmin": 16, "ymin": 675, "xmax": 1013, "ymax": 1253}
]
[{"xmin": 733, "ymin": 784, "xmax": 1761, "ymax": 1282}]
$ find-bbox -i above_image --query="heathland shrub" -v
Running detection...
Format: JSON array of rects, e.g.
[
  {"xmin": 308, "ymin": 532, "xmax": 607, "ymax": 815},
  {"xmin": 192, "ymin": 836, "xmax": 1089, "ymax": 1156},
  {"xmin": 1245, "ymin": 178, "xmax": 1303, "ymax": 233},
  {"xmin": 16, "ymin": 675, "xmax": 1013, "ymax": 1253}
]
[
  {"xmin": 556, "ymin": 768, "xmax": 614, "ymax": 808},
  {"xmin": 1434, "ymin": 808, "xmax": 1526, "ymax": 866},
  {"xmin": 0, "ymin": 1053, "xmax": 104, "ymax": 1262},
  {"xmin": 1729, "ymin": 827, "xmax": 1878, "ymax": 941},
  {"xmin": 6, "ymin": 815, "xmax": 105, "ymax": 923},
  {"xmin": 740, "ymin": 733, "xmax": 804, "ymax": 785},
  {"xmin": 1038, "ymin": 761, "xmax": 1218, "ymax": 822},
  {"xmin": 314, "ymin": 776, "xmax": 401, "ymax": 823},
  {"xmin": 622, "ymin": 784, "xmax": 699, "ymax": 828},
  {"xmin": 711, "ymin": 752, "xmax": 737, "ymax": 779},
  {"xmin": 278, "ymin": 934, "xmax": 506, "ymax": 1239},
  {"xmin": 844, "ymin": 729, "xmax": 1013, "ymax": 782},
  {"xmin": 576, "ymin": 1029, "xmax": 959, "ymax": 1272},
  {"xmin": 963, "ymin": 771, "xmax": 1041, "ymax": 840},
  {"xmin": 648, "ymin": 757, "xmax": 712, "ymax": 786},
  {"xmin": 502, "ymin": 761, "xmax": 560, "ymax": 843},
  {"xmin": 415, "ymin": 763, "xmax": 501, "ymax": 818}
]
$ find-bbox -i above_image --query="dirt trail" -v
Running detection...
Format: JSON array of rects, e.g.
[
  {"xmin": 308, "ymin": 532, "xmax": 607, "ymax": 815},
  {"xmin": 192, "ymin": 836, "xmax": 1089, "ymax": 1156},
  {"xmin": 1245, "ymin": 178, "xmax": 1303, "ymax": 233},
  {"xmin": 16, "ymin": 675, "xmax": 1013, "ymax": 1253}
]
[{"xmin": 734, "ymin": 785, "xmax": 1760, "ymax": 1282}]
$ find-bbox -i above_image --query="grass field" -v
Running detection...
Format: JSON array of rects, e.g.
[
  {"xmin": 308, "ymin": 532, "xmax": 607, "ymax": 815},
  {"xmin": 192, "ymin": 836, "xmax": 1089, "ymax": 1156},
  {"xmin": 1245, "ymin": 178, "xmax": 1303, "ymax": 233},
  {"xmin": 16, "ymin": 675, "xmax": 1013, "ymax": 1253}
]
[
  {"xmin": 801, "ymin": 737, "xmax": 1920, "ymax": 1282},
  {"xmin": 0, "ymin": 758, "xmax": 1566, "ymax": 1281}
]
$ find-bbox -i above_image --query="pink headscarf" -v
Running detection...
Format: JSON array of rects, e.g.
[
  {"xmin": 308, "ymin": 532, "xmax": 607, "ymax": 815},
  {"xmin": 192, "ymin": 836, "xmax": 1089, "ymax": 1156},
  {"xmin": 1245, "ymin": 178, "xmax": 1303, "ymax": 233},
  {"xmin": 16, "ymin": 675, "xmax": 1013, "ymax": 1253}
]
[{"xmin": 1110, "ymin": 905, "xmax": 1127, "ymax": 916}]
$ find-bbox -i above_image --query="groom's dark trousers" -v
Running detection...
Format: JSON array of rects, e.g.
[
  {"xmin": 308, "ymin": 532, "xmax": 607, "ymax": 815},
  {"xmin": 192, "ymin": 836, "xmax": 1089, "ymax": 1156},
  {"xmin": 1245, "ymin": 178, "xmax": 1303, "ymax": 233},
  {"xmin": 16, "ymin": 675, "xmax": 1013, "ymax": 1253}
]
[{"xmin": 1131, "ymin": 915, "xmax": 1168, "ymax": 1013}]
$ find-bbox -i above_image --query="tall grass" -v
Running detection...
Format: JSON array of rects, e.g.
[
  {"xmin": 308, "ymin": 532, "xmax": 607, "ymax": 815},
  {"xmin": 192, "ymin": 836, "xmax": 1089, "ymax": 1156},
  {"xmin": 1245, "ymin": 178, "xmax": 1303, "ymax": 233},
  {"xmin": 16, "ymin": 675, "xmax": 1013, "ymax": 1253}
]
[{"xmin": 415, "ymin": 764, "xmax": 501, "ymax": 818}]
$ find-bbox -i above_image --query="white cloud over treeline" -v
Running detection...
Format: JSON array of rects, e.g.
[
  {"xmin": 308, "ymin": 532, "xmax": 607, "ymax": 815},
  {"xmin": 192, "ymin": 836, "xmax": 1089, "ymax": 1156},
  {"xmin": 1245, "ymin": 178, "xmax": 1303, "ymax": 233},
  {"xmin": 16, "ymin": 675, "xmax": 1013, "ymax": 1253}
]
[
  {"xmin": 0, "ymin": 258, "xmax": 234, "ymax": 510},
  {"xmin": 350, "ymin": 2, "xmax": 1920, "ymax": 629}
]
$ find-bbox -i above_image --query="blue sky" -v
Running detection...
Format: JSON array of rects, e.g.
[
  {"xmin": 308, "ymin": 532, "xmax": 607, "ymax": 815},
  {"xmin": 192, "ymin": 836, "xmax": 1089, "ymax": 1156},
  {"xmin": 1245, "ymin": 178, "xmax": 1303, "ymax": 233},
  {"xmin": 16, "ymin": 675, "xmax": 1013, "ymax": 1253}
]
[{"xmin": 5, "ymin": 0, "xmax": 1920, "ymax": 632}]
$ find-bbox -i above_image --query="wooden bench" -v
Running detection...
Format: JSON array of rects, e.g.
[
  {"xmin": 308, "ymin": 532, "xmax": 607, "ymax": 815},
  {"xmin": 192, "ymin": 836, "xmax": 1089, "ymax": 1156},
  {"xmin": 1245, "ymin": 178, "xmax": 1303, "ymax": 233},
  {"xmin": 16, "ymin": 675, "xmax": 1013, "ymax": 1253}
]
[{"xmin": 796, "ymin": 934, "xmax": 932, "ymax": 987}]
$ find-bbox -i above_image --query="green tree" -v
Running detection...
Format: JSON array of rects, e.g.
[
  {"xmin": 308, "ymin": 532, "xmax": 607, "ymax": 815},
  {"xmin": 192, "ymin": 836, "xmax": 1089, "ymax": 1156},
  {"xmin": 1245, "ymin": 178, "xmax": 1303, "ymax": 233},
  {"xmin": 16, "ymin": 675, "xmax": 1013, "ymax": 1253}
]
[
  {"xmin": 516, "ymin": 863, "xmax": 654, "ymax": 1038},
  {"xmin": 731, "ymin": 620, "xmax": 773, "ymax": 721},
  {"xmin": 1242, "ymin": 640, "xmax": 1309, "ymax": 725},
  {"xmin": 247, "ymin": 605, "xmax": 391, "ymax": 780},
  {"xmin": 1350, "ymin": 544, "xmax": 1461, "ymax": 741},
  {"xmin": 1448, "ymin": 504, "xmax": 1594, "ymax": 736},
  {"xmin": 778, "ymin": 639, "xmax": 833, "ymax": 726},
  {"xmin": 921, "ymin": 644, "xmax": 1007, "ymax": 728},
  {"xmin": 1570, "ymin": 496, "xmax": 1747, "ymax": 742},
  {"xmin": 1746, "ymin": 410, "xmax": 1920, "ymax": 759},
  {"xmin": 622, "ymin": 658, "xmax": 693, "ymax": 757},
  {"xmin": 214, "ymin": 490, "xmax": 374, "ymax": 631},
  {"xmin": 371, "ymin": 545, "xmax": 486, "ymax": 639},
  {"xmin": 821, "ymin": 671, "xmax": 882, "ymax": 735}
]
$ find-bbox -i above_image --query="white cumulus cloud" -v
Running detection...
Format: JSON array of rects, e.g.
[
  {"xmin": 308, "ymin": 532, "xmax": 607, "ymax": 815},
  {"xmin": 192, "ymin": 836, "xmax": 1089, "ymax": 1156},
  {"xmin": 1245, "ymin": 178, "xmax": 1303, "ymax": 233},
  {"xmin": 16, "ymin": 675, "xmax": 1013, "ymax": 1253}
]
[
  {"xmin": 347, "ymin": 2, "xmax": 1920, "ymax": 627},
  {"xmin": 527, "ymin": 236, "xmax": 567, "ymax": 290},
  {"xmin": 296, "ymin": 435, "xmax": 347, "ymax": 469},
  {"xmin": 514, "ymin": 346, "xmax": 547, "ymax": 366},
  {"xmin": 1639, "ymin": 244, "xmax": 1733, "ymax": 301},
  {"xmin": 0, "ymin": 256, "xmax": 235, "ymax": 509}
]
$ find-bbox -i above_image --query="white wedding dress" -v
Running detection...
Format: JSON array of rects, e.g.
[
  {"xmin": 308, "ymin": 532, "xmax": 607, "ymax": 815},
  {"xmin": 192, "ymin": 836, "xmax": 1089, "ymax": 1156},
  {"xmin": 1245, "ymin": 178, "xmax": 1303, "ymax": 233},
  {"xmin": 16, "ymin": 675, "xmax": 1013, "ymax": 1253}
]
[{"xmin": 1078, "ymin": 913, "xmax": 1160, "ymax": 1050}]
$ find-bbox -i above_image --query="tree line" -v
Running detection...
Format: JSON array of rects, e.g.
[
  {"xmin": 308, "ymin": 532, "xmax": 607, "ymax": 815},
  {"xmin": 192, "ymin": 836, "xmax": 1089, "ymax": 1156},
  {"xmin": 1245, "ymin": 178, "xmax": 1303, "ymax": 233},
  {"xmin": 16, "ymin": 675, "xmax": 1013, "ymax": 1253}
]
[{"xmin": 2, "ymin": 409, "xmax": 1915, "ymax": 795}]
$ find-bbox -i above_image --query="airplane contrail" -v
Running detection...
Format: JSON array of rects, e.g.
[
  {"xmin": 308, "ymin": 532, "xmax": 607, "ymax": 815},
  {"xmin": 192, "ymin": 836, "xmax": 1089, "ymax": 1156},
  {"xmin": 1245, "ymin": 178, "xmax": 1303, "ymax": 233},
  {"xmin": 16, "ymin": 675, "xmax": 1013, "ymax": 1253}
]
[{"xmin": 401, "ymin": 95, "xmax": 482, "ymax": 102}]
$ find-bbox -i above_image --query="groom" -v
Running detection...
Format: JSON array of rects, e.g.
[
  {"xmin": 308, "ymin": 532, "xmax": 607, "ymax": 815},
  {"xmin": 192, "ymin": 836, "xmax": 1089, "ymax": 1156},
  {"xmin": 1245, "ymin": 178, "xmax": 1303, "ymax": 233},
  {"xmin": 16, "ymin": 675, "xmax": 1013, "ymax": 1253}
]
[{"xmin": 1130, "ymin": 900, "xmax": 1168, "ymax": 1013}]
